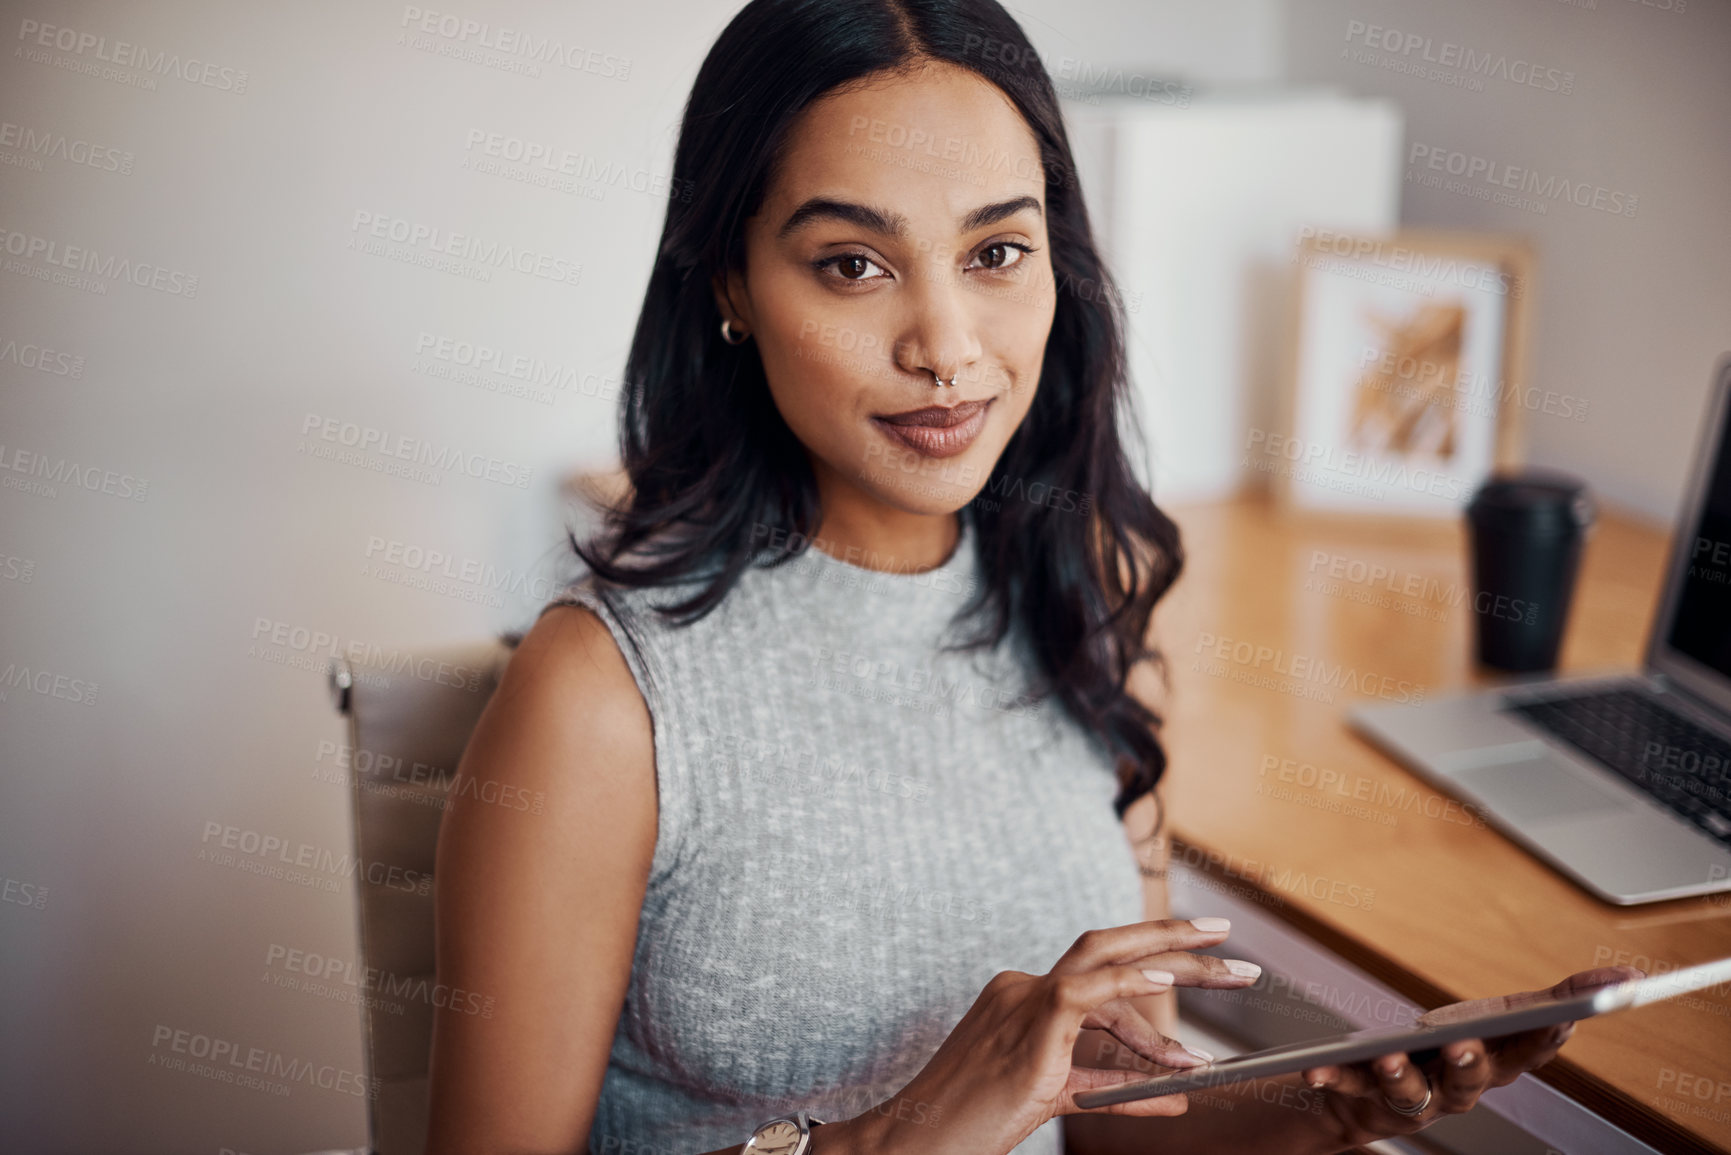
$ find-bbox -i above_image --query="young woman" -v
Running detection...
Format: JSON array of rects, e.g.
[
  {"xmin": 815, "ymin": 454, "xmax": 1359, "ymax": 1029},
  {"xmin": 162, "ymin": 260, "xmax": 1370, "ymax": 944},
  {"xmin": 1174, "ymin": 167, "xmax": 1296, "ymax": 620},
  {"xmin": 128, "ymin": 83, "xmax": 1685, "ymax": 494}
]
[{"xmin": 425, "ymin": 2, "xmax": 1629, "ymax": 1152}]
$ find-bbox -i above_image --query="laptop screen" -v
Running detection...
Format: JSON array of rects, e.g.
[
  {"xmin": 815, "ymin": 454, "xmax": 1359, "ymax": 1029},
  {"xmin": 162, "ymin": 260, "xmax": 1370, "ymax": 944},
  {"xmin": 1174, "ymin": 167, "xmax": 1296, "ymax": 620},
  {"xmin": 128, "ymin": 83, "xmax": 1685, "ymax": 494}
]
[{"xmin": 1665, "ymin": 379, "xmax": 1731, "ymax": 678}]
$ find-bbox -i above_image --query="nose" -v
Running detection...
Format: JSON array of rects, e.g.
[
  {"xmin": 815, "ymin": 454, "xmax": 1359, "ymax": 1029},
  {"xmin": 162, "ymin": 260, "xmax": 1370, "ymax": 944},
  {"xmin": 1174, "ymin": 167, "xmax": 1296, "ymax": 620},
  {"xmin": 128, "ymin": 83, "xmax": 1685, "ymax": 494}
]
[{"xmin": 891, "ymin": 267, "xmax": 984, "ymax": 391}]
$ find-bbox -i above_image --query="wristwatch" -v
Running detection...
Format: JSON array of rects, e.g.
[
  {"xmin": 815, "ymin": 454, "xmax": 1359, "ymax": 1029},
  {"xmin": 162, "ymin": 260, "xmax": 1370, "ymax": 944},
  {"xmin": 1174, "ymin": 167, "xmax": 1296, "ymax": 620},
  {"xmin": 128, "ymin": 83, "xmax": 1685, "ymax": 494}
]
[{"xmin": 742, "ymin": 1109, "xmax": 826, "ymax": 1154}]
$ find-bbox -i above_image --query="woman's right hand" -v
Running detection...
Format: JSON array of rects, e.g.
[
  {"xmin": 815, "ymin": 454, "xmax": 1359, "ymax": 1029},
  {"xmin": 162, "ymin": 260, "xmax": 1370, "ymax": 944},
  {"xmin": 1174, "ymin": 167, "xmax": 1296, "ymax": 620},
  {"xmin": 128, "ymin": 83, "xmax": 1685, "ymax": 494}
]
[{"xmin": 844, "ymin": 917, "xmax": 1261, "ymax": 1155}]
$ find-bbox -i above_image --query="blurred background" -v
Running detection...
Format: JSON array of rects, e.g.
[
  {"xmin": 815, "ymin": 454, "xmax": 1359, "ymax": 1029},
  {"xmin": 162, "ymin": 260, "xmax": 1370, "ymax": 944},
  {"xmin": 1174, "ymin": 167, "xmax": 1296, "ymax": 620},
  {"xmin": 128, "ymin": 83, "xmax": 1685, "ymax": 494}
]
[{"xmin": 2, "ymin": 0, "xmax": 1727, "ymax": 1150}]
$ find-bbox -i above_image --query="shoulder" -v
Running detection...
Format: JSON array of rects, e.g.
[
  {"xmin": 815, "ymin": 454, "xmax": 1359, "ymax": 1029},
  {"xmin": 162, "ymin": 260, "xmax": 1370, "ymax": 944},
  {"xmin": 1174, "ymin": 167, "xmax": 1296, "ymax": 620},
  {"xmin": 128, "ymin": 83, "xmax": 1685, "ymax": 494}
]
[
  {"xmin": 489, "ymin": 598, "xmax": 653, "ymax": 765},
  {"xmin": 435, "ymin": 595, "xmax": 658, "ymax": 859},
  {"xmin": 433, "ymin": 599, "xmax": 659, "ymax": 933},
  {"xmin": 541, "ymin": 562, "xmax": 750, "ymax": 661}
]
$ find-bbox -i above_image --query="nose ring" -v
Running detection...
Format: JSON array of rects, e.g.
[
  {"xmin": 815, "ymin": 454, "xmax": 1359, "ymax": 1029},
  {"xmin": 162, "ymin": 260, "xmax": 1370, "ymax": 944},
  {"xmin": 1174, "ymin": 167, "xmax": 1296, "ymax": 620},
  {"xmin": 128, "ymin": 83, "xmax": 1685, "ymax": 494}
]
[{"xmin": 932, "ymin": 372, "xmax": 957, "ymax": 388}]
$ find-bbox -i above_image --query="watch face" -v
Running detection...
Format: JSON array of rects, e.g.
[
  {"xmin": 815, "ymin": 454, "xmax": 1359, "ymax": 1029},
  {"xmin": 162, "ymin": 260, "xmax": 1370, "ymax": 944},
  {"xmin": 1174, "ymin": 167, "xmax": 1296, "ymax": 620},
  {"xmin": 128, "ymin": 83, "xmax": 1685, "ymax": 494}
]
[{"xmin": 751, "ymin": 1119, "xmax": 802, "ymax": 1155}]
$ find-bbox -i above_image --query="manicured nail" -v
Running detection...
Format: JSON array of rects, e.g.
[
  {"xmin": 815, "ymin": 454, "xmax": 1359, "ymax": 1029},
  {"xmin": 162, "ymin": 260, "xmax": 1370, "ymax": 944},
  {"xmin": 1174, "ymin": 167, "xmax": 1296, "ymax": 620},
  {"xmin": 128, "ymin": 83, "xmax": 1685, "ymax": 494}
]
[
  {"xmin": 1142, "ymin": 968, "xmax": 1175, "ymax": 986},
  {"xmin": 1224, "ymin": 959, "xmax": 1261, "ymax": 979},
  {"xmin": 1190, "ymin": 917, "xmax": 1231, "ymax": 933},
  {"xmin": 1381, "ymin": 1059, "xmax": 1403, "ymax": 1077},
  {"xmin": 1308, "ymin": 1076, "xmax": 1327, "ymax": 1089},
  {"xmin": 1454, "ymin": 1050, "xmax": 1476, "ymax": 1067},
  {"xmin": 1184, "ymin": 1045, "xmax": 1215, "ymax": 1063}
]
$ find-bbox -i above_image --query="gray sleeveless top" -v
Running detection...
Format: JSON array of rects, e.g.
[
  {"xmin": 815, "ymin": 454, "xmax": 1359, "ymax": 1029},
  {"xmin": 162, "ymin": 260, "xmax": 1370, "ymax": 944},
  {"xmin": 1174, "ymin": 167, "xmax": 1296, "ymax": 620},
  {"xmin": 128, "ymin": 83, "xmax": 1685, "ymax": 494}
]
[{"xmin": 551, "ymin": 512, "xmax": 1146, "ymax": 1155}]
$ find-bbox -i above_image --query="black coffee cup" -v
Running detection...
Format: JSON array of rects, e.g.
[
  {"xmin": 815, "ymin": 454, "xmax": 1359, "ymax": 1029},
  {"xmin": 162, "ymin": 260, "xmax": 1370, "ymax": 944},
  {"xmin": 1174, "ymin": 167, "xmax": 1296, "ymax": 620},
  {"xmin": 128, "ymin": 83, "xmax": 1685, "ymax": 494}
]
[{"xmin": 1464, "ymin": 470, "xmax": 1596, "ymax": 672}]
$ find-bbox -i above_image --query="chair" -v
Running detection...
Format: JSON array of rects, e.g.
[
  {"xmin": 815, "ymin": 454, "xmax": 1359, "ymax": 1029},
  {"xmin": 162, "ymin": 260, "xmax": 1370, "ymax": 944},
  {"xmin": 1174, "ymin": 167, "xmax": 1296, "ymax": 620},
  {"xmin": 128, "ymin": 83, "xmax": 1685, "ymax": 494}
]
[{"xmin": 327, "ymin": 637, "xmax": 515, "ymax": 1155}]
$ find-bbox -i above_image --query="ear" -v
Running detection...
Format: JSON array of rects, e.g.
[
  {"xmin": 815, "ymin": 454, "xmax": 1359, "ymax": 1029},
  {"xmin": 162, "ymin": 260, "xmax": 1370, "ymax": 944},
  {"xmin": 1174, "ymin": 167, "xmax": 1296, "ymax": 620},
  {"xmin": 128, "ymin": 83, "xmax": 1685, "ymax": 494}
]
[{"xmin": 710, "ymin": 268, "xmax": 754, "ymax": 335}]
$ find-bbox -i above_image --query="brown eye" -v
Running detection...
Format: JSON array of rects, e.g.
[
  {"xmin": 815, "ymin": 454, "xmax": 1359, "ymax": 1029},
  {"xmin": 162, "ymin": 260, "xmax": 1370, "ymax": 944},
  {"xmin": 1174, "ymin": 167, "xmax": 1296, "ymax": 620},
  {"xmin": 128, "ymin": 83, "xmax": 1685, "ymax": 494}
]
[
  {"xmin": 971, "ymin": 242, "xmax": 1030, "ymax": 272},
  {"xmin": 815, "ymin": 252, "xmax": 889, "ymax": 283}
]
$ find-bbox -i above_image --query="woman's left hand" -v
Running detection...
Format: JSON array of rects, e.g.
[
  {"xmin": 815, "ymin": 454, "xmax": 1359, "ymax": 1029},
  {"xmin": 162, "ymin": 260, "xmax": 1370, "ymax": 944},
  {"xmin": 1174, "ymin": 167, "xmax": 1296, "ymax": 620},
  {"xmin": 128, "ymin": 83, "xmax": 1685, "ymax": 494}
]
[{"xmin": 1299, "ymin": 965, "xmax": 1644, "ymax": 1146}]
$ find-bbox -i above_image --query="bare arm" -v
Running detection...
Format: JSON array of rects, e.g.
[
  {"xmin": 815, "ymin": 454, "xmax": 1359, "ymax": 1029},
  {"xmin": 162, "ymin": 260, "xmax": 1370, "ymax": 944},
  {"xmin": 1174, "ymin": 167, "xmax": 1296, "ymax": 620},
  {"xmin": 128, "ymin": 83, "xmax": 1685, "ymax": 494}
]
[
  {"xmin": 424, "ymin": 603, "xmax": 664, "ymax": 1153},
  {"xmin": 424, "ymin": 606, "xmax": 887, "ymax": 1155}
]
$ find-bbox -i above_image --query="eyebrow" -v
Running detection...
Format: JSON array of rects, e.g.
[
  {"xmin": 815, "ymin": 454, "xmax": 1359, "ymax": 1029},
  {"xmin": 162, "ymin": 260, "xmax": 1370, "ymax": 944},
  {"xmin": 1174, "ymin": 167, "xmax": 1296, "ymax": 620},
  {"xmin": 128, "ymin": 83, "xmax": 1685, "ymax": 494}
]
[{"xmin": 776, "ymin": 195, "xmax": 1043, "ymax": 240}]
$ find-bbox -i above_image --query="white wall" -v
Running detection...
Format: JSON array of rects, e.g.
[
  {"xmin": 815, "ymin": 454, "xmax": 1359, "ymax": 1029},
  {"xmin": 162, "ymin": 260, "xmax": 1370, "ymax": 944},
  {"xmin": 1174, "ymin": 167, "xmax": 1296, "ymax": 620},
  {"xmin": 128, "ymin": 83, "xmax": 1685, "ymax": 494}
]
[{"xmin": 1013, "ymin": 0, "xmax": 1287, "ymax": 88}]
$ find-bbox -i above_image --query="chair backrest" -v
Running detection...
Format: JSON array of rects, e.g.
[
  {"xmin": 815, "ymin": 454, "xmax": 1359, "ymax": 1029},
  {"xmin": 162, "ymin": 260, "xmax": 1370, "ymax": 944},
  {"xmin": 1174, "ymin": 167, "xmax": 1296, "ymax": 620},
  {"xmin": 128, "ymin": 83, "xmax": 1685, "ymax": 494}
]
[{"xmin": 328, "ymin": 638, "xmax": 514, "ymax": 1155}]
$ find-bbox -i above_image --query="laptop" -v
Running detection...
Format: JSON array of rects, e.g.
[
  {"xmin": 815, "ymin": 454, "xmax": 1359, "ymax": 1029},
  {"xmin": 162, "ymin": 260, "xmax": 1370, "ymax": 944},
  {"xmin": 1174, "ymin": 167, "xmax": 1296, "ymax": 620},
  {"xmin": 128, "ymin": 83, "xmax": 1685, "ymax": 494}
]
[{"xmin": 1350, "ymin": 356, "xmax": 1731, "ymax": 905}]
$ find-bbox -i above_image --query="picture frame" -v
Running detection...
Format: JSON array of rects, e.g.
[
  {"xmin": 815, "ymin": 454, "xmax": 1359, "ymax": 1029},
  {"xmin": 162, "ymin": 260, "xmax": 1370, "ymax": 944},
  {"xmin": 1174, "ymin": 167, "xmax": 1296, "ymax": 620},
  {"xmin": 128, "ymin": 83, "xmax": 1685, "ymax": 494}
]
[{"xmin": 1263, "ymin": 228, "xmax": 1535, "ymax": 517}]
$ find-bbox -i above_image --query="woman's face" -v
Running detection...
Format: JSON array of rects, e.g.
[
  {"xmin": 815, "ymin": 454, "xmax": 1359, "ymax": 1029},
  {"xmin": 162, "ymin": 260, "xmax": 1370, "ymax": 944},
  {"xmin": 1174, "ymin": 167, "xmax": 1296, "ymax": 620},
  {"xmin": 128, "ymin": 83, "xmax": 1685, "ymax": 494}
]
[{"xmin": 719, "ymin": 61, "xmax": 1057, "ymax": 518}]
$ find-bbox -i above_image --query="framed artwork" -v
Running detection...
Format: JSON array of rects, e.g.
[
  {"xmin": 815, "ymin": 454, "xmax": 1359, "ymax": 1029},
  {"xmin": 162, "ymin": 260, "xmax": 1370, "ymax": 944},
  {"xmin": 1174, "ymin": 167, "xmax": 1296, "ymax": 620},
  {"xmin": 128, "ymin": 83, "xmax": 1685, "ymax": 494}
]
[{"xmin": 1267, "ymin": 229, "xmax": 1534, "ymax": 516}]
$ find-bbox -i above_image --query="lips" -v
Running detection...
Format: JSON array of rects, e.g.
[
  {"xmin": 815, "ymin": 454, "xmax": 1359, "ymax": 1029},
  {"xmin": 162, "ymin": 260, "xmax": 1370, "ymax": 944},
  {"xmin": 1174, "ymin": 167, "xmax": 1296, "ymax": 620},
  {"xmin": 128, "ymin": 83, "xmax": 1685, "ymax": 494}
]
[
  {"xmin": 871, "ymin": 397, "xmax": 993, "ymax": 459},
  {"xmin": 876, "ymin": 398, "xmax": 992, "ymax": 428}
]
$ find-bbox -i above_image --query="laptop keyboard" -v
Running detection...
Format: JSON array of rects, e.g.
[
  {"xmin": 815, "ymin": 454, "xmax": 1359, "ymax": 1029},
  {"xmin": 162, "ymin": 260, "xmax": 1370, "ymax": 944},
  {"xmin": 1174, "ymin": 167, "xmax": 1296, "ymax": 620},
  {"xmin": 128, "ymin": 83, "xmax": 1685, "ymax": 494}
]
[{"xmin": 1506, "ymin": 686, "xmax": 1731, "ymax": 847}]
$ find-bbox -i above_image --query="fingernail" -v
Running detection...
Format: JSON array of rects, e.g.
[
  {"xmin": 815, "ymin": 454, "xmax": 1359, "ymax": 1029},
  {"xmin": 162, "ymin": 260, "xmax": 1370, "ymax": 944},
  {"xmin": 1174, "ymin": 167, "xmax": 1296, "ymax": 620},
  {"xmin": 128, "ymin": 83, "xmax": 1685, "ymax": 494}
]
[
  {"xmin": 1454, "ymin": 1051, "xmax": 1476, "ymax": 1067},
  {"xmin": 1308, "ymin": 1077, "xmax": 1327, "ymax": 1089},
  {"xmin": 1184, "ymin": 1045, "xmax": 1215, "ymax": 1063},
  {"xmin": 1141, "ymin": 968, "xmax": 1175, "ymax": 986},
  {"xmin": 1224, "ymin": 959, "xmax": 1261, "ymax": 980},
  {"xmin": 1382, "ymin": 1060, "xmax": 1403, "ymax": 1077},
  {"xmin": 1190, "ymin": 917, "xmax": 1231, "ymax": 933}
]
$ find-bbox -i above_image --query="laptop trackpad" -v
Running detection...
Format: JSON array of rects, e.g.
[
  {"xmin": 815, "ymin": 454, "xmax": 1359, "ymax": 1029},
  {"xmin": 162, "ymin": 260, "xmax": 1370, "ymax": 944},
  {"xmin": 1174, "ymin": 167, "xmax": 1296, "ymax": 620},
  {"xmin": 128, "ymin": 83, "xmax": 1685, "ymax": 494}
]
[{"xmin": 1452, "ymin": 753, "xmax": 1633, "ymax": 824}]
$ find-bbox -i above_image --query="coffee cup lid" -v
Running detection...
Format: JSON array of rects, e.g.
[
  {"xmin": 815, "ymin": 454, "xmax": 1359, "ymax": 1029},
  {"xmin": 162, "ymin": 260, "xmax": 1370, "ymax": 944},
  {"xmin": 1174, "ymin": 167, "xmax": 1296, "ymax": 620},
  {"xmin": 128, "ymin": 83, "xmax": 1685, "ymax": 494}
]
[{"xmin": 1467, "ymin": 470, "xmax": 1596, "ymax": 536}]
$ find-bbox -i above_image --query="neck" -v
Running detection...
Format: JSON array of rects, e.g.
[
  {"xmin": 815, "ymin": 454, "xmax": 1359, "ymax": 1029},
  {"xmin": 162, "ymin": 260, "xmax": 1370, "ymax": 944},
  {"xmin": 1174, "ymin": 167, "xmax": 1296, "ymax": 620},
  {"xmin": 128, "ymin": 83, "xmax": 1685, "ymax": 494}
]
[{"xmin": 807, "ymin": 462, "xmax": 963, "ymax": 574}]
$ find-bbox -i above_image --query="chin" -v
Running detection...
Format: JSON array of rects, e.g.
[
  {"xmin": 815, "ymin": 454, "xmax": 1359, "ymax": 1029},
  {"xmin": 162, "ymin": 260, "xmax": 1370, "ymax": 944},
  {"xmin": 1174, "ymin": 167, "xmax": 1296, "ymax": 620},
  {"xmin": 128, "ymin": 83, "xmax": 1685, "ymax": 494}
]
[
  {"xmin": 857, "ymin": 455, "xmax": 992, "ymax": 512},
  {"xmin": 866, "ymin": 486, "xmax": 975, "ymax": 518}
]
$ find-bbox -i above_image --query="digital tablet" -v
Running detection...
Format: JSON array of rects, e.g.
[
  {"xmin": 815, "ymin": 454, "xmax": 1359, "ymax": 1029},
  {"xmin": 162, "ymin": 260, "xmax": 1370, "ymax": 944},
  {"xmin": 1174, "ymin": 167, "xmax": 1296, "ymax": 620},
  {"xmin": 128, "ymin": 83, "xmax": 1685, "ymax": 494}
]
[{"xmin": 1074, "ymin": 956, "xmax": 1731, "ymax": 1108}]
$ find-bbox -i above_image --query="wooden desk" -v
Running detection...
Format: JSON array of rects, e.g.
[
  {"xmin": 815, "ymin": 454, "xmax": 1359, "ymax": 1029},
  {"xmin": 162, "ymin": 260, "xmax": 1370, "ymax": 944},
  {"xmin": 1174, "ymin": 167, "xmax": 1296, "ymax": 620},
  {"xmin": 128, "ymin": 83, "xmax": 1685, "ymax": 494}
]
[{"xmin": 1156, "ymin": 493, "xmax": 1731, "ymax": 1155}]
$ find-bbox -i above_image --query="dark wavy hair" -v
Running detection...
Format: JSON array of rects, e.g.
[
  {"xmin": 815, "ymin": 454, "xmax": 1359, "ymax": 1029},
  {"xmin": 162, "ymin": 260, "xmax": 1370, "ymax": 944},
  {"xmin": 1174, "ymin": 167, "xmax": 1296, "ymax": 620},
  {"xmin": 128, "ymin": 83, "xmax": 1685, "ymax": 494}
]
[{"xmin": 568, "ymin": 0, "xmax": 1184, "ymax": 820}]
